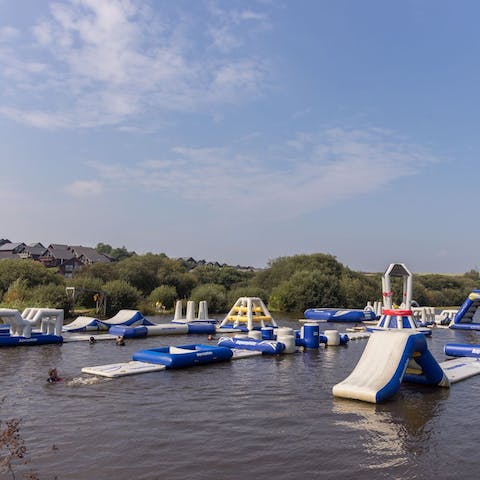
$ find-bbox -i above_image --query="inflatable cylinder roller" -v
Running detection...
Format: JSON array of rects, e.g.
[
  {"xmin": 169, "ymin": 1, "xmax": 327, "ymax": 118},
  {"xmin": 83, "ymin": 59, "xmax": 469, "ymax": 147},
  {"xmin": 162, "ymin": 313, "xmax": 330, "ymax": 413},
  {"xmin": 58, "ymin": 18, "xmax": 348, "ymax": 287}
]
[
  {"xmin": 444, "ymin": 343, "xmax": 480, "ymax": 358},
  {"xmin": 187, "ymin": 323, "xmax": 216, "ymax": 334},
  {"xmin": 324, "ymin": 330, "xmax": 340, "ymax": 346},
  {"xmin": 302, "ymin": 324, "xmax": 320, "ymax": 349},
  {"xmin": 261, "ymin": 327, "xmax": 274, "ymax": 340},
  {"xmin": 276, "ymin": 327, "xmax": 296, "ymax": 354}
]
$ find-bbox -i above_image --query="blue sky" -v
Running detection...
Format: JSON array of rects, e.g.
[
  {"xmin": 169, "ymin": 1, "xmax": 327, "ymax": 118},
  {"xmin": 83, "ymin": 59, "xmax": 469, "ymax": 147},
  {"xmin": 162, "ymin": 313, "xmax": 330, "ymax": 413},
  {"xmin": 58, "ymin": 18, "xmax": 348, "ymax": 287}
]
[{"xmin": 0, "ymin": 0, "xmax": 479, "ymax": 273}]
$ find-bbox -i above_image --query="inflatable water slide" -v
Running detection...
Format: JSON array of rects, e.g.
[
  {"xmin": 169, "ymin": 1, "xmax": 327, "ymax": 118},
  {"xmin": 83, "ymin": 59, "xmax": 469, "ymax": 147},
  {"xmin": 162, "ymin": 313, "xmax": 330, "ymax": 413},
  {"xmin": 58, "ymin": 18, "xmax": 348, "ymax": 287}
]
[
  {"xmin": 333, "ymin": 331, "xmax": 449, "ymax": 403},
  {"xmin": 449, "ymin": 290, "xmax": 480, "ymax": 330},
  {"xmin": 333, "ymin": 330, "xmax": 480, "ymax": 403},
  {"xmin": 63, "ymin": 310, "xmax": 153, "ymax": 332}
]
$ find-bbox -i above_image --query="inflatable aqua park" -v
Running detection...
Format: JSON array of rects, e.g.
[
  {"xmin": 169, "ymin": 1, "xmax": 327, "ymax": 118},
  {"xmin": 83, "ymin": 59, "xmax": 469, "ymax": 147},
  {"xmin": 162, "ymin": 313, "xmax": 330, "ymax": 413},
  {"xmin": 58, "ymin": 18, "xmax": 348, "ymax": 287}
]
[
  {"xmin": 303, "ymin": 308, "xmax": 376, "ymax": 322},
  {"xmin": 449, "ymin": 291, "xmax": 480, "ymax": 330},
  {"xmin": 0, "ymin": 308, "xmax": 63, "ymax": 347}
]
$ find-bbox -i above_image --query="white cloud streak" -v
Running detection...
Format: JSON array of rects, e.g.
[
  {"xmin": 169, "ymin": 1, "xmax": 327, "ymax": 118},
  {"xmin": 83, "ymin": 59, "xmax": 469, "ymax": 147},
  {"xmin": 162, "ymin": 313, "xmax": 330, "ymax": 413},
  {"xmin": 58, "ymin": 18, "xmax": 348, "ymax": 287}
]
[
  {"xmin": 75, "ymin": 127, "xmax": 437, "ymax": 218},
  {"xmin": 65, "ymin": 180, "xmax": 104, "ymax": 197},
  {"xmin": 0, "ymin": 0, "xmax": 270, "ymax": 129}
]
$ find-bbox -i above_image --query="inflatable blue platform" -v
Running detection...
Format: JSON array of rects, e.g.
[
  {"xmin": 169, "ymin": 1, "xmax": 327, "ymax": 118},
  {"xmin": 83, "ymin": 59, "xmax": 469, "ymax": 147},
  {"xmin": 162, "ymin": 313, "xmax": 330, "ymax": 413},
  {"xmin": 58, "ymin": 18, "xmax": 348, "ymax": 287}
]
[
  {"xmin": 450, "ymin": 291, "xmax": 480, "ymax": 330},
  {"xmin": 217, "ymin": 336, "xmax": 285, "ymax": 354},
  {"xmin": 0, "ymin": 332, "xmax": 63, "ymax": 346},
  {"xmin": 109, "ymin": 322, "xmax": 215, "ymax": 339},
  {"xmin": 303, "ymin": 308, "xmax": 377, "ymax": 322},
  {"xmin": 132, "ymin": 344, "xmax": 233, "ymax": 368}
]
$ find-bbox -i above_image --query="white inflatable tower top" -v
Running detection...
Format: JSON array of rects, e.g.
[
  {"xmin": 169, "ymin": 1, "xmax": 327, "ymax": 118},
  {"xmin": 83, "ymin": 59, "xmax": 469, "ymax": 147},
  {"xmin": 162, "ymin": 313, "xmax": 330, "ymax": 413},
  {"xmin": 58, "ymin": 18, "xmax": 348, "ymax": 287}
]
[{"xmin": 382, "ymin": 263, "xmax": 413, "ymax": 310}]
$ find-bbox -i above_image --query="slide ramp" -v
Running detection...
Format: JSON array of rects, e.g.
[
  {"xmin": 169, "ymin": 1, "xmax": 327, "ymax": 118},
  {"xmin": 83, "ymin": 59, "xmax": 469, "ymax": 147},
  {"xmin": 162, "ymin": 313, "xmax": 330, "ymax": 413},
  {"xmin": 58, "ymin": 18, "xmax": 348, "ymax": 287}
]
[
  {"xmin": 64, "ymin": 310, "xmax": 153, "ymax": 333},
  {"xmin": 99, "ymin": 310, "xmax": 153, "ymax": 327},
  {"xmin": 63, "ymin": 316, "xmax": 103, "ymax": 332},
  {"xmin": 333, "ymin": 331, "xmax": 447, "ymax": 403}
]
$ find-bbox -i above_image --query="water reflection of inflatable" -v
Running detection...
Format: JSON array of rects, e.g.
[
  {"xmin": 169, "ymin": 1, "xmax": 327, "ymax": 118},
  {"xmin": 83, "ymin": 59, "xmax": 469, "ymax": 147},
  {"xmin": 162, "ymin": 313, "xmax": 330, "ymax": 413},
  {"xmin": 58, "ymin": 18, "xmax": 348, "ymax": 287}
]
[{"xmin": 332, "ymin": 387, "xmax": 449, "ymax": 468}]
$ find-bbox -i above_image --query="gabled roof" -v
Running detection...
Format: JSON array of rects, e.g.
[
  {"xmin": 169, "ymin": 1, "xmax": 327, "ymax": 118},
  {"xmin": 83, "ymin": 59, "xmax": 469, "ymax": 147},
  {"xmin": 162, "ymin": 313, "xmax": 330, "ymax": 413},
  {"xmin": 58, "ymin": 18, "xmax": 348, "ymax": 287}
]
[
  {"xmin": 47, "ymin": 244, "xmax": 75, "ymax": 261},
  {"xmin": 69, "ymin": 246, "xmax": 111, "ymax": 263},
  {"xmin": 24, "ymin": 243, "xmax": 47, "ymax": 257},
  {"xmin": 0, "ymin": 242, "xmax": 26, "ymax": 252}
]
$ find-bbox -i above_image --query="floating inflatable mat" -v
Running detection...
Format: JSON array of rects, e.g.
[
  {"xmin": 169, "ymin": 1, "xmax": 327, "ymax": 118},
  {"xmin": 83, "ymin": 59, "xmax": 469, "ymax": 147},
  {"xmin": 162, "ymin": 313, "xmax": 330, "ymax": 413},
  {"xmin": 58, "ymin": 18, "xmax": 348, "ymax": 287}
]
[
  {"xmin": 218, "ymin": 336, "xmax": 285, "ymax": 354},
  {"xmin": 303, "ymin": 308, "xmax": 377, "ymax": 322},
  {"xmin": 82, "ymin": 361, "xmax": 166, "ymax": 378},
  {"xmin": 132, "ymin": 344, "xmax": 233, "ymax": 368}
]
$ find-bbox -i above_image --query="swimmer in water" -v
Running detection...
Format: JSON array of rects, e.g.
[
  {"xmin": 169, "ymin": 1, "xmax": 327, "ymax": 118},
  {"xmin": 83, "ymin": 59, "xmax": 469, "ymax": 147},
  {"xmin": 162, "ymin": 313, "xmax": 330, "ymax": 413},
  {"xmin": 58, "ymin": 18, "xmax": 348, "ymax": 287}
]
[
  {"xmin": 115, "ymin": 336, "xmax": 125, "ymax": 346},
  {"xmin": 47, "ymin": 368, "xmax": 61, "ymax": 383},
  {"xmin": 89, "ymin": 336, "xmax": 96, "ymax": 344}
]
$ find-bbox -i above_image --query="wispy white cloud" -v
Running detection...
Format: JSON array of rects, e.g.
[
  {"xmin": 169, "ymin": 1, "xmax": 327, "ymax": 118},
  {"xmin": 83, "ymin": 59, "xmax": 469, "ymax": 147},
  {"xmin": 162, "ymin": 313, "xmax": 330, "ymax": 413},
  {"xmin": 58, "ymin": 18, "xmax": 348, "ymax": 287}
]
[
  {"xmin": 0, "ymin": 25, "xmax": 19, "ymax": 41},
  {"xmin": 65, "ymin": 180, "xmax": 104, "ymax": 197},
  {"xmin": 77, "ymin": 126, "xmax": 437, "ymax": 218},
  {"xmin": 207, "ymin": 3, "xmax": 270, "ymax": 52},
  {"xmin": 0, "ymin": 0, "xmax": 271, "ymax": 129}
]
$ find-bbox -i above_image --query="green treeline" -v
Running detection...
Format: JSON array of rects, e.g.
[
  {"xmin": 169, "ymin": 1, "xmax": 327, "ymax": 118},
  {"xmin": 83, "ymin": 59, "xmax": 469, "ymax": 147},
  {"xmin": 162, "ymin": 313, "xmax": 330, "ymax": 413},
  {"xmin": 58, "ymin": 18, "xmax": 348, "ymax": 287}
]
[{"xmin": 0, "ymin": 251, "xmax": 478, "ymax": 316}]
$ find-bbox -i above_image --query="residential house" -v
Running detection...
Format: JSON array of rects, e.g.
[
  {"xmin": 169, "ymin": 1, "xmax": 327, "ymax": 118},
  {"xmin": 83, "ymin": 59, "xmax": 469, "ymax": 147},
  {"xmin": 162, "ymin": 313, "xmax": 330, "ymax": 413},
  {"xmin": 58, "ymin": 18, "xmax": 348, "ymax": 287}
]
[
  {"xmin": 69, "ymin": 246, "xmax": 112, "ymax": 265},
  {"xmin": 0, "ymin": 242, "xmax": 26, "ymax": 260},
  {"xmin": 18, "ymin": 243, "xmax": 47, "ymax": 260},
  {"xmin": 41, "ymin": 244, "xmax": 84, "ymax": 277}
]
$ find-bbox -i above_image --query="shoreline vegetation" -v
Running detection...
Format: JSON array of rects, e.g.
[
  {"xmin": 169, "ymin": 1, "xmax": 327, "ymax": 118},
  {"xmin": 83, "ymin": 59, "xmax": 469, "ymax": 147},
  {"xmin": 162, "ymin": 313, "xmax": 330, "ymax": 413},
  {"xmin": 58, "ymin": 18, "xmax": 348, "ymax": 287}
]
[{"xmin": 0, "ymin": 246, "xmax": 477, "ymax": 317}]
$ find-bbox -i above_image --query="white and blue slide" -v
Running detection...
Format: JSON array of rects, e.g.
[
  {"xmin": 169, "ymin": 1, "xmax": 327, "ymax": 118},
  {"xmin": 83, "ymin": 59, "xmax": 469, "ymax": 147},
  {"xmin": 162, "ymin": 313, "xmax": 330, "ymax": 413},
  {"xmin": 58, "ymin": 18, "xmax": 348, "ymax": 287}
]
[{"xmin": 333, "ymin": 331, "xmax": 449, "ymax": 403}]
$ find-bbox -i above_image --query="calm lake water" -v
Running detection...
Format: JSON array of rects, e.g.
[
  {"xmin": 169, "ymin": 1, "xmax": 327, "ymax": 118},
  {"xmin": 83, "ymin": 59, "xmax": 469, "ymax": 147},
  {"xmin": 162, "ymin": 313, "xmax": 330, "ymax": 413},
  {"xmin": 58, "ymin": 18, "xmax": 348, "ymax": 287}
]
[{"xmin": 1, "ymin": 314, "xmax": 479, "ymax": 479}]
